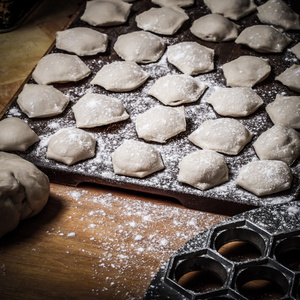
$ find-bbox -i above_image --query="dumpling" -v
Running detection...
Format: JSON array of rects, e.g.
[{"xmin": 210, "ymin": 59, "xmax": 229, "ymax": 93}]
[
  {"xmin": 275, "ymin": 64, "xmax": 300, "ymax": 92},
  {"xmin": 111, "ymin": 139, "xmax": 164, "ymax": 178},
  {"xmin": 72, "ymin": 93, "xmax": 129, "ymax": 128},
  {"xmin": 178, "ymin": 149, "xmax": 229, "ymax": 190},
  {"xmin": 135, "ymin": 105, "xmax": 186, "ymax": 143},
  {"xmin": 152, "ymin": 0, "xmax": 194, "ymax": 7},
  {"xmin": 291, "ymin": 43, "xmax": 300, "ymax": 60},
  {"xmin": 148, "ymin": 74, "xmax": 207, "ymax": 106}
]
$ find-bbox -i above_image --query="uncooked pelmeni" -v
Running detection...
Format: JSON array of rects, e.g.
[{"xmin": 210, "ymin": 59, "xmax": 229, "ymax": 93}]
[
  {"xmin": 111, "ymin": 139, "xmax": 164, "ymax": 178},
  {"xmin": 236, "ymin": 160, "xmax": 293, "ymax": 196},
  {"xmin": 206, "ymin": 87, "xmax": 263, "ymax": 117},
  {"xmin": 32, "ymin": 53, "xmax": 91, "ymax": 85},
  {"xmin": 167, "ymin": 42, "xmax": 214, "ymax": 76},
  {"xmin": 0, "ymin": 117, "xmax": 39, "ymax": 151},
  {"xmin": 135, "ymin": 6, "xmax": 189, "ymax": 35},
  {"xmin": 47, "ymin": 128, "xmax": 96, "ymax": 165},
  {"xmin": 135, "ymin": 105, "xmax": 186, "ymax": 143},
  {"xmin": 291, "ymin": 43, "xmax": 300, "ymax": 60},
  {"xmin": 253, "ymin": 125, "xmax": 300, "ymax": 166},
  {"xmin": 91, "ymin": 61, "xmax": 149, "ymax": 92},
  {"xmin": 0, "ymin": 152, "xmax": 50, "ymax": 238},
  {"xmin": 152, "ymin": 0, "xmax": 194, "ymax": 7},
  {"xmin": 17, "ymin": 84, "xmax": 69, "ymax": 118},
  {"xmin": 72, "ymin": 93, "xmax": 129, "ymax": 128},
  {"xmin": 178, "ymin": 150, "xmax": 229, "ymax": 191},
  {"xmin": 114, "ymin": 31, "xmax": 166, "ymax": 64},
  {"xmin": 189, "ymin": 118, "xmax": 253, "ymax": 155},
  {"xmin": 56, "ymin": 27, "xmax": 108, "ymax": 56},
  {"xmin": 275, "ymin": 64, "xmax": 300, "ymax": 93},
  {"xmin": 222, "ymin": 56, "xmax": 271, "ymax": 87},
  {"xmin": 148, "ymin": 74, "xmax": 207, "ymax": 106}
]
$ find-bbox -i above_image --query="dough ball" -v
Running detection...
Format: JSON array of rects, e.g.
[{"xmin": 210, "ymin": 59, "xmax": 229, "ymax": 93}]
[
  {"xmin": 253, "ymin": 125, "xmax": 300, "ymax": 166},
  {"xmin": 236, "ymin": 160, "xmax": 293, "ymax": 196},
  {"xmin": 178, "ymin": 149, "xmax": 229, "ymax": 190},
  {"xmin": 148, "ymin": 74, "xmax": 207, "ymax": 106},
  {"xmin": 222, "ymin": 56, "xmax": 271, "ymax": 87},
  {"xmin": 190, "ymin": 14, "xmax": 240, "ymax": 42},
  {"xmin": 17, "ymin": 84, "xmax": 69, "ymax": 118},
  {"xmin": 135, "ymin": 6, "xmax": 189, "ymax": 35},
  {"xmin": 56, "ymin": 27, "xmax": 108, "ymax": 56},
  {"xmin": 206, "ymin": 87, "xmax": 263, "ymax": 117},
  {"xmin": 188, "ymin": 118, "xmax": 253, "ymax": 155},
  {"xmin": 167, "ymin": 42, "xmax": 214, "ymax": 76},
  {"xmin": 152, "ymin": 0, "xmax": 194, "ymax": 7},
  {"xmin": 0, "ymin": 151, "xmax": 50, "ymax": 238},
  {"xmin": 91, "ymin": 61, "xmax": 149, "ymax": 92},
  {"xmin": 72, "ymin": 93, "xmax": 129, "ymax": 128},
  {"xmin": 114, "ymin": 31, "xmax": 166, "ymax": 64},
  {"xmin": 32, "ymin": 53, "xmax": 91, "ymax": 85},
  {"xmin": 136, "ymin": 105, "xmax": 186, "ymax": 143},
  {"xmin": 291, "ymin": 43, "xmax": 300, "ymax": 60},
  {"xmin": 111, "ymin": 139, "xmax": 164, "ymax": 178},
  {"xmin": 0, "ymin": 117, "xmax": 39, "ymax": 151},
  {"xmin": 275, "ymin": 64, "xmax": 300, "ymax": 93},
  {"xmin": 47, "ymin": 128, "xmax": 96, "ymax": 165}
]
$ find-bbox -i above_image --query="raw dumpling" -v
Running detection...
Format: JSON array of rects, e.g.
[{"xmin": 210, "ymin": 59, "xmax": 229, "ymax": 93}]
[
  {"xmin": 275, "ymin": 64, "xmax": 300, "ymax": 92},
  {"xmin": 148, "ymin": 75, "xmax": 207, "ymax": 106},
  {"xmin": 152, "ymin": 0, "xmax": 194, "ymax": 7},
  {"xmin": 178, "ymin": 149, "xmax": 229, "ymax": 191},
  {"xmin": 91, "ymin": 61, "xmax": 149, "ymax": 92},
  {"xmin": 72, "ymin": 93, "xmax": 129, "ymax": 128},
  {"xmin": 135, "ymin": 105, "xmax": 186, "ymax": 143},
  {"xmin": 111, "ymin": 139, "xmax": 164, "ymax": 178},
  {"xmin": 47, "ymin": 128, "xmax": 96, "ymax": 165},
  {"xmin": 253, "ymin": 125, "xmax": 300, "ymax": 166},
  {"xmin": 222, "ymin": 56, "xmax": 271, "ymax": 87},
  {"xmin": 114, "ymin": 31, "xmax": 166, "ymax": 63},
  {"xmin": 56, "ymin": 27, "xmax": 108, "ymax": 56},
  {"xmin": 206, "ymin": 87, "xmax": 263, "ymax": 117},
  {"xmin": 167, "ymin": 42, "xmax": 214, "ymax": 75},
  {"xmin": 188, "ymin": 118, "xmax": 253, "ymax": 155},
  {"xmin": 291, "ymin": 43, "xmax": 300, "ymax": 60},
  {"xmin": 17, "ymin": 84, "xmax": 69, "ymax": 118},
  {"xmin": 0, "ymin": 117, "xmax": 39, "ymax": 151},
  {"xmin": 236, "ymin": 160, "xmax": 293, "ymax": 196},
  {"xmin": 32, "ymin": 53, "xmax": 91, "ymax": 85}
]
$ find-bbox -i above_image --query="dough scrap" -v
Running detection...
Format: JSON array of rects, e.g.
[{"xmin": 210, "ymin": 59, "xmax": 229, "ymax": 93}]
[
  {"xmin": 189, "ymin": 118, "xmax": 253, "ymax": 155},
  {"xmin": 0, "ymin": 117, "xmax": 39, "ymax": 151},
  {"xmin": 178, "ymin": 149, "xmax": 229, "ymax": 190},
  {"xmin": 291, "ymin": 43, "xmax": 300, "ymax": 60},
  {"xmin": 152, "ymin": 0, "xmax": 194, "ymax": 7},
  {"xmin": 275, "ymin": 64, "xmax": 300, "ymax": 93},
  {"xmin": 148, "ymin": 74, "xmax": 207, "ymax": 106},
  {"xmin": 111, "ymin": 139, "xmax": 164, "ymax": 178}
]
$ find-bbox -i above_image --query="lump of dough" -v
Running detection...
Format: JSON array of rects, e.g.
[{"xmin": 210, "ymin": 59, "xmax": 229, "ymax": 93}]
[
  {"xmin": 17, "ymin": 84, "xmax": 69, "ymax": 118},
  {"xmin": 148, "ymin": 74, "xmax": 207, "ymax": 106},
  {"xmin": 178, "ymin": 149, "xmax": 229, "ymax": 191},
  {"xmin": 152, "ymin": 0, "xmax": 194, "ymax": 7},
  {"xmin": 136, "ymin": 105, "xmax": 186, "ymax": 143},
  {"xmin": 167, "ymin": 42, "xmax": 214, "ymax": 76},
  {"xmin": 111, "ymin": 139, "xmax": 164, "ymax": 178},
  {"xmin": 0, "ymin": 152, "xmax": 50, "ymax": 238},
  {"xmin": 46, "ymin": 128, "xmax": 96, "ymax": 165},
  {"xmin": 32, "ymin": 53, "xmax": 91, "ymax": 85},
  {"xmin": 0, "ymin": 117, "xmax": 39, "ymax": 151},
  {"xmin": 266, "ymin": 94, "xmax": 300, "ymax": 130},
  {"xmin": 253, "ymin": 125, "xmax": 300, "ymax": 166},
  {"xmin": 56, "ymin": 27, "xmax": 108, "ymax": 56},
  {"xmin": 80, "ymin": 0, "xmax": 132, "ymax": 26},
  {"xmin": 114, "ymin": 31, "xmax": 166, "ymax": 64},
  {"xmin": 72, "ymin": 93, "xmax": 129, "ymax": 128},
  {"xmin": 206, "ymin": 87, "xmax": 263, "ymax": 117},
  {"xmin": 190, "ymin": 14, "xmax": 240, "ymax": 42},
  {"xmin": 188, "ymin": 118, "xmax": 253, "ymax": 155},
  {"xmin": 291, "ymin": 43, "xmax": 300, "ymax": 60},
  {"xmin": 275, "ymin": 64, "xmax": 300, "ymax": 93},
  {"xmin": 135, "ymin": 6, "xmax": 189, "ymax": 35},
  {"xmin": 222, "ymin": 56, "xmax": 271, "ymax": 87},
  {"xmin": 235, "ymin": 25, "xmax": 291, "ymax": 53},
  {"xmin": 91, "ymin": 61, "xmax": 149, "ymax": 92},
  {"xmin": 236, "ymin": 160, "xmax": 293, "ymax": 196}
]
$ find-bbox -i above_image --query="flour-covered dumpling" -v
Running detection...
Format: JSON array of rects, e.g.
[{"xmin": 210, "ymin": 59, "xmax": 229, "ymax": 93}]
[
  {"xmin": 152, "ymin": 0, "xmax": 194, "ymax": 7},
  {"xmin": 72, "ymin": 93, "xmax": 129, "ymax": 128},
  {"xmin": 111, "ymin": 139, "xmax": 164, "ymax": 178},
  {"xmin": 32, "ymin": 53, "xmax": 91, "ymax": 85},
  {"xmin": 189, "ymin": 118, "xmax": 253, "ymax": 155},
  {"xmin": 167, "ymin": 42, "xmax": 214, "ymax": 75},
  {"xmin": 291, "ymin": 43, "xmax": 300, "ymax": 60},
  {"xmin": 148, "ymin": 75, "xmax": 207, "ymax": 106},
  {"xmin": 275, "ymin": 64, "xmax": 300, "ymax": 93}
]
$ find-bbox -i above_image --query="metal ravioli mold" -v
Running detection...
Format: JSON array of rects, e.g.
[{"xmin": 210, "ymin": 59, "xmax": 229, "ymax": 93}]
[{"xmin": 144, "ymin": 201, "xmax": 300, "ymax": 299}]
